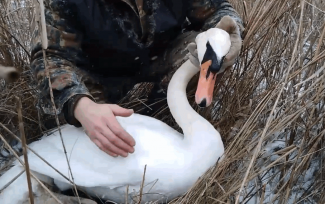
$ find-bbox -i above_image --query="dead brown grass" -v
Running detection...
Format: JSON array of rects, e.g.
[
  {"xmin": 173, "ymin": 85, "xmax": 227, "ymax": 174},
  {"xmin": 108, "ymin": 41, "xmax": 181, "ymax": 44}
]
[
  {"xmin": 0, "ymin": 0, "xmax": 324, "ymax": 203},
  {"xmin": 0, "ymin": 0, "xmax": 43, "ymax": 168},
  {"xmin": 168, "ymin": 0, "xmax": 325, "ymax": 203}
]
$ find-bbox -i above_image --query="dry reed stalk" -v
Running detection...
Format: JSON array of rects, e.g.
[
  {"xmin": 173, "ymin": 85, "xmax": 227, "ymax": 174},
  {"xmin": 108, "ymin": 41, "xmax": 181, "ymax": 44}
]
[
  {"xmin": 137, "ymin": 164, "xmax": 147, "ymax": 204},
  {"xmin": 39, "ymin": 47, "xmax": 81, "ymax": 203},
  {"xmin": 168, "ymin": 0, "xmax": 325, "ymax": 203},
  {"xmin": 235, "ymin": 1, "xmax": 306, "ymax": 203},
  {"xmin": 259, "ymin": 184, "xmax": 266, "ymax": 204},
  {"xmin": 125, "ymin": 185, "xmax": 129, "ymax": 204},
  {"xmin": 33, "ymin": 0, "xmax": 81, "ymax": 202},
  {"xmin": 16, "ymin": 96, "xmax": 34, "ymax": 204}
]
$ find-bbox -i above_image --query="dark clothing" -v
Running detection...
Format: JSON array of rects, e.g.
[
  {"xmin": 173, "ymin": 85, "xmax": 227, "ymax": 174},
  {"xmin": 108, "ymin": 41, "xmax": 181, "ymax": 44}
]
[{"xmin": 30, "ymin": 0, "xmax": 243, "ymax": 127}]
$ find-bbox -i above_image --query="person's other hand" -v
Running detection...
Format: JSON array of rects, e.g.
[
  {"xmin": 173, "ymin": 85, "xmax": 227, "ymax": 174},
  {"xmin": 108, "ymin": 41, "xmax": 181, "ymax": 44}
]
[
  {"xmin": 187, "ymin": 42, "xmax": 200, "ymax": 68},
  {"xmin": 215, "ymin": 15, "xmax": 243, "ymax": 73},
  {"xmin": 74, "ymin": 97, "xmax": 135, "ymax": 157},
  {"xmin": 187, "ymin": 15, "xmax": 242, "ymax": 73}
]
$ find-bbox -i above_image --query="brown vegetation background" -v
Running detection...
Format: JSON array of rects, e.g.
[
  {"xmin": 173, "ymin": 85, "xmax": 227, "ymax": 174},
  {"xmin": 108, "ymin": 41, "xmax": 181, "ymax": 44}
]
[{"xmin": 0, "ymin": 0, "xmax": 324, "ymax": 203}]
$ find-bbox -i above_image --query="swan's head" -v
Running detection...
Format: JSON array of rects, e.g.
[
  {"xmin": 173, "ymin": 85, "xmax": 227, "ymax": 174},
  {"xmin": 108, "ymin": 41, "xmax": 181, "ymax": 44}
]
[{"xmin": 195, "ymin": 28, "xmax": 231, "ymax": 108}]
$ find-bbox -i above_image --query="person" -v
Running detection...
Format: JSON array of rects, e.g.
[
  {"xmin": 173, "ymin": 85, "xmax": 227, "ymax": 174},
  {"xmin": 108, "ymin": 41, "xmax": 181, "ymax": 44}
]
[{"xmin": 30, "ymin": 0, "xmax": 244, "ymax": 158}]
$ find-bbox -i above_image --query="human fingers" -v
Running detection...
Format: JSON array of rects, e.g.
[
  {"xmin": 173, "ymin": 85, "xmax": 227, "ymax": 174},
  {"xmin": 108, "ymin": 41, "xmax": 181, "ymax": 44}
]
[
  {"xmin": 187, "ymin": 42, "xmax": 200, "ymax": 68},
  {"xmin": 104, "ymin": 110, "xmax": 136, "ymax": 147},
  {"xmin": 221, "ymin": 36, "xmax": 242, "ymax": 71},
  {"xmin": 95, "ymin": 131, "xmax": 129, "ymax": 157},
  {"xmin": 87, "ymin": 125, "xmax": 128, "ymax": 157},
  {"xmin": 109, "ymin": 104, "xmax": 134, "ymax": 117},
  {"xmin": 91, "ymin": 138, "xmax": 117, "ymax": 157},
  {"xmin": 215, "ymin": 15, "xmax": 238, "ymax": 35},
  {"xmin": 100, "ymin": 119, "xmax": 135, "ymax": 154}
]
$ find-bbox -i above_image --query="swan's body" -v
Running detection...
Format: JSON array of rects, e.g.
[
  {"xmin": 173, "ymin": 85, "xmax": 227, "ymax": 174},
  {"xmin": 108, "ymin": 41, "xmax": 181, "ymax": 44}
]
[{"xmin": 0, "ymin": 28, "xmax": 230, "ymax": 204}]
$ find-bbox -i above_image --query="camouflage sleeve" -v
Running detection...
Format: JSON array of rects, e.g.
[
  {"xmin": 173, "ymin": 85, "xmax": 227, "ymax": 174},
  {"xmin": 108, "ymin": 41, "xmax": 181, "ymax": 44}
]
[
  {"xmin": 187, "ymin": 0, "xmax": 244, "ymax": 34},
  {"xmin": 30, "ymin": 0, "xmax": 94, "ymax": 126}
]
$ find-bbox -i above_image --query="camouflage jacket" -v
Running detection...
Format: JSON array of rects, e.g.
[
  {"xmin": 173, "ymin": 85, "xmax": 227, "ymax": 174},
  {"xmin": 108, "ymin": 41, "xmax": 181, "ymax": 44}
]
[{"xmin": 30, "ymin": 0, "xmax": 244, "ymax": 127}]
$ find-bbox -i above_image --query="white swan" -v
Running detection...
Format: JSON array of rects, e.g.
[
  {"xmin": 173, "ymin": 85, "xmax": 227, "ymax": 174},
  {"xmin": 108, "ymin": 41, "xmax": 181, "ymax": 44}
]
[{"xmin": 0, "ymin": 27, "xmax": 230, "ymax": 204}]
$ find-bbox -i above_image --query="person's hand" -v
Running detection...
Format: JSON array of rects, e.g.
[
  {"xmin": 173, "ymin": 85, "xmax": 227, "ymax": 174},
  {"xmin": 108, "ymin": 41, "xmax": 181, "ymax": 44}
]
[
  {"xmin": 74, "ymin": 97, "xmax": 136, "ymax": 157},
  {"xmin": 187, "ymin": 42, "xmax": 200, "ymax": 68},
  {"xmin": 215, "ymin": 15, "xmax": 243, "ymax": 73}
]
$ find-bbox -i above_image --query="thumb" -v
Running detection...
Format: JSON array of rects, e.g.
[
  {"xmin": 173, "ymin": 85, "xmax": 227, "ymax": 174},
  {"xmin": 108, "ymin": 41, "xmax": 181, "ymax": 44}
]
[
  {"xmin": 215, "ymin": 16, "xmax": 238, "ymax": 35},
  {"xmin": 109, "ymin": 104, "xmax": 134, "ymax": 117},
  {"xmin": 187, "ymin": 42, "xmax": 197, "ymax": 56}
]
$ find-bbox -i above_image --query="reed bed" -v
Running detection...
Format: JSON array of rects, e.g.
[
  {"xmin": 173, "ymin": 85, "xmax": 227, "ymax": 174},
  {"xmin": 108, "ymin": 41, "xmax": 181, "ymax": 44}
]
[
  {"xmin": 0, "ymin": 0, "xmax": 41, "ymax": 169},
  {"xmin": 0, "ymin": 0, "xmax": 324, "ymax": 203}
]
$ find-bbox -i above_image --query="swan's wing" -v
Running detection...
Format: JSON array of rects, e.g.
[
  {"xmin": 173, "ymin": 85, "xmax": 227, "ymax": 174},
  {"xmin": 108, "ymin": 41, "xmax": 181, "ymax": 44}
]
[{"xmin": 17, "ymin": 114, "xmax": 184, "ymax": 189}]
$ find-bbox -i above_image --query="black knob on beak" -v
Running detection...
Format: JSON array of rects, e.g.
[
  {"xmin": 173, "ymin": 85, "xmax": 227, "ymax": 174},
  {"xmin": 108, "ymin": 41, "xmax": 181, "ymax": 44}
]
[{"xmin": 198, "ymin": 98, "xmax": 207, "ymax": 108}]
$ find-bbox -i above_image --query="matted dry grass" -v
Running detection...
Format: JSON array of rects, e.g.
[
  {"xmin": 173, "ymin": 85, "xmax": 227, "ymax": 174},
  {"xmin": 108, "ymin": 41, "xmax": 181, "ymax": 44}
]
[
  {"xmin": 167, "ymin": 1, "xmax": 325, "ymax": 203},
  {"xmin": 0, "ymin": 0, "xmax": 324, "ymax": 203},
  {"xmin": 0, "ymin": 0, "xmax": 42, "ymax": 168}
]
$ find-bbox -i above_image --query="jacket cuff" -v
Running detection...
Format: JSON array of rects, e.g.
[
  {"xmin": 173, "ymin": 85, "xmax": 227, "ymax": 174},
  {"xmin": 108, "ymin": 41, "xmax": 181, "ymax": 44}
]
[{"xmin": 63, "ymin": 94, "xmax": 95, "ymax": 127}]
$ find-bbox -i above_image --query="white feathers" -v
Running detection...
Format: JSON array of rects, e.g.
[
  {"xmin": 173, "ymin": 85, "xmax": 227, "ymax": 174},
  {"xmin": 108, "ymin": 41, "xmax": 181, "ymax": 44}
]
[{"xmin": 195, "ymin": 28, "xmax": 231, "ymax": 64}]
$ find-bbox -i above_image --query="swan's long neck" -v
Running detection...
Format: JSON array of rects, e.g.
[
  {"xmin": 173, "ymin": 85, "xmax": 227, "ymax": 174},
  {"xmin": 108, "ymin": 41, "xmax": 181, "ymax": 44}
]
[
  {"xmin": 167, "ymin": 60, "xmax": 220, "ymax": 143},
  {"xmin": 167, "ymin": 60, "xmax": 200, "ymax": 130}
]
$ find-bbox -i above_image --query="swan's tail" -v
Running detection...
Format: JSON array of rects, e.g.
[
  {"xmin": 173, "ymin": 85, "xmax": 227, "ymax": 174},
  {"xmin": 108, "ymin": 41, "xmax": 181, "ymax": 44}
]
[
  {"xmin": 0, "ymin": 165, "xmax": 34, "ymax": 204},
  {"xmin": 0, "ymin": 164, "xmax": 96, "ymax": 204}
]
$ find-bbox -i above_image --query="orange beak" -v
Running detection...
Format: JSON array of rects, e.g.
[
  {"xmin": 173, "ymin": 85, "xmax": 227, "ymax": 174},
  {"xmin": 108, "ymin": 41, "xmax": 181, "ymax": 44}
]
[{"xmin": 195, "ymin": 60, "xmax": 217, "ymax": 107}]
